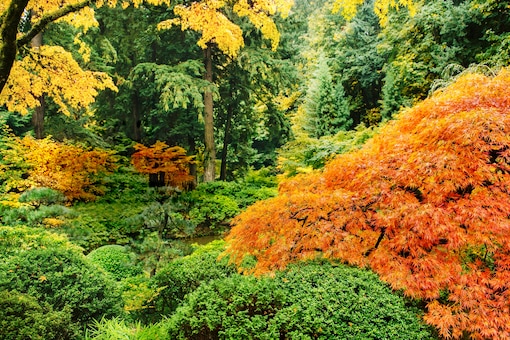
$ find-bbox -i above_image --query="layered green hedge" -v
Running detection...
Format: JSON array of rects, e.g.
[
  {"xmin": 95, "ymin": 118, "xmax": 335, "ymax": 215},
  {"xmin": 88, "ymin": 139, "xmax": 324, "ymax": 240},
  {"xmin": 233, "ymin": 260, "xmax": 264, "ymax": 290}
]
[{"xmin": 0, "ymin": 290, "xmax": 75, "ymax": 340}]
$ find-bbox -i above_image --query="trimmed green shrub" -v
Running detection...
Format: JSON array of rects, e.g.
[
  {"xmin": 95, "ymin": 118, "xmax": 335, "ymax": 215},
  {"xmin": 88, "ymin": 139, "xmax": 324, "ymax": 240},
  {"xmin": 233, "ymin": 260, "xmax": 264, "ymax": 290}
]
[
  {"xmin": 0, "ymin": 247, "xmax": 123, "ymax": 323},
  {"xmin": 0, "ymin": 290, "xmax": 76, "ymax": 340},
  {"xmin": 188, "ymin": 194, "xmax": 239, "ymax": 228},
  {"xmin": 151, "ymin": 240, "xmax": 237, "ymax": 318},
  {"xmin": 165, "ymin": 261, "xmax": 436, "ymax": 339},
  {"xmin": 87, "ymin": 245, "xmax": 143, "ymax": 280},
  {"xmin": 0, "ymin": 240, "xmax": 123, "ymax": 332}
]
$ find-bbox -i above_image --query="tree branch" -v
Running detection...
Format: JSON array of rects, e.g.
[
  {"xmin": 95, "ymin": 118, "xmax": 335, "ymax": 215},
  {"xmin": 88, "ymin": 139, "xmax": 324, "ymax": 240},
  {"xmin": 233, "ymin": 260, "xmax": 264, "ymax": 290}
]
[
  {"xmin": 16, "ymin": 0, "xmax": 92, "ymax": 48},
  {"xmin": 364, "ymin": 227, "xmax": 386, "ymax": 257},
  {"xmin": 0, "ymin": 0, "xmax": 30, "ymax": 91}
]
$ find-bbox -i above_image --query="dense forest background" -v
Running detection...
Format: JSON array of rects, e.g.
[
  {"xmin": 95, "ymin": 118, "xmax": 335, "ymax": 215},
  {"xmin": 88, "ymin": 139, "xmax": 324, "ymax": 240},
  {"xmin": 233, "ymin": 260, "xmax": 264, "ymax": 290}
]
[{"xmin": 1, "ymin": 0, "xmax": 510, "ymax": 339}]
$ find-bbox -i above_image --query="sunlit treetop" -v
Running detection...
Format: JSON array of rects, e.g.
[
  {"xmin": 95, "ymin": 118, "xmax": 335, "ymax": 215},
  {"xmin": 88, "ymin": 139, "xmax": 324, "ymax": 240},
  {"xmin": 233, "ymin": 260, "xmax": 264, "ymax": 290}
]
[
  {"xmin": 0, "ymin": 46, "xmax": 117, "ymax": 115},
  {"xmin": 0, "ymin": 0, "xmax": 138, "ymax": 115},
  {"xmin": 332, "ymin": 0, "xmax": 417, "ymax": 26},
  {"xmin": 158, "ymin": 0, "xmax": 294, "ymax": 57}
]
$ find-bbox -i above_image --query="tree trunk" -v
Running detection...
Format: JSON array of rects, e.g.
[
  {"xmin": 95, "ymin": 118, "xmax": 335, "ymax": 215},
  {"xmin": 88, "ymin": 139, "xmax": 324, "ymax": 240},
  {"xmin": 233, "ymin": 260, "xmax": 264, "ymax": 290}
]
[
  {"xmin": 220, "ymin": 95, "xmax": 234, "ymax": 181},
  {"xmin": 0, "ymin": 0, "xmax": 30, "ymax": 93},
  {"xmin": 132, "ymin": 91, "xmax": 142, "ymax": 142},
  {"xmin": 31, "ymin": 31, "xmax": 45, "ymax": 139},
  {"xmin": 188, "ymin": 135, "xmax": 198, "ymax": 189},
  {"xmin": 32, "ymin": 97, "xmax": 45, "ymax": 139},
  {"xmin": 203, "ymin": 44, "xmax": 216, "ymax": 182}
]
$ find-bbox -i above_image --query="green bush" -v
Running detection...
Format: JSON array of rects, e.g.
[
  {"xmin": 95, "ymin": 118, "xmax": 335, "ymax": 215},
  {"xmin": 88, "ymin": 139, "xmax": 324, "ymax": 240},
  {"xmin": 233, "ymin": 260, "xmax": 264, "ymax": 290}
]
[
  {"xmin": 0, "ymin": 202, "xmax": 74, "ymax": 227},
  {"xmin": 188, "ymin": 194, "xmax": 239, "ymax": 228},
  {"xmin": 87, "ymin": 245, "xmax": 143, "ymax": 281},
  {"xmin": 278, "ymin": 124, "xmax": 377, "ymax": 176},
  {"xmin": 97, "ymin": 166, "xmax": 154, "ymax": 204},
  {"xmin": 129, "ymin": 202, "xmax": 197, "ymax": 239},
  {"xmin": 18, "ymin": 187, "xmax": 66, "ymax": 206},
  {"xmin": 0, "ymin": 243, "xmax": 123, "ymax": 332},
  {"xmin": 132, "ymin": 232, "xmax": 193, "ymax": 277},
  {"xmin": 63, "ymin": 201, "xmax": 145, "ymax": 251},
  {"xmin": 165, "ymin": 261, "xmax": 436, "ymax": 339},
  {"xmin": 151, "ymin": 240, "xmax": 237, "ymax": 318},
  {"xmin": 0, "ymin": 290, "xmax": 76, "ymax": 340},
  {"xmin": 0, "ymin": 225, "xmax": 79, "ymax": 258},
  {"xmin": 175, "ymin": 179, "xmax": 277, "ymax": 230}
]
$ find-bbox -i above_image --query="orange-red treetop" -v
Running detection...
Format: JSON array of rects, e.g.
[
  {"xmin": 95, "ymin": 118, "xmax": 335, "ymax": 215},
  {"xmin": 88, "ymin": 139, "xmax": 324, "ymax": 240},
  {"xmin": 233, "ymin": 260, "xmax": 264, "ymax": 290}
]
[
  {"xmin": 225, "ymin": 68, "xmax": 510, "ymax": 339},
  {"xmin": 131, "ymin": 141, "xmax": 194, "ymax": 188}
]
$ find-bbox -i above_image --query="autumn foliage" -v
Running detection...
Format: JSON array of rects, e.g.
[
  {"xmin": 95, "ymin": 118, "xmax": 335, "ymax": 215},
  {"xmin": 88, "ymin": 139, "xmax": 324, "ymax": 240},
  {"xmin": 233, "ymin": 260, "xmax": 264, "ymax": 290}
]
[
  {"xmin": 131, "ymin": 141, "xmax": 194, "ymax": 189},
  {"xmin": 15, "ymin": 136, "xmax": 116, "ymax": 201},
  {"xmin": 225, "ymin": 68, "xmax": 510, "ymax": 339}
]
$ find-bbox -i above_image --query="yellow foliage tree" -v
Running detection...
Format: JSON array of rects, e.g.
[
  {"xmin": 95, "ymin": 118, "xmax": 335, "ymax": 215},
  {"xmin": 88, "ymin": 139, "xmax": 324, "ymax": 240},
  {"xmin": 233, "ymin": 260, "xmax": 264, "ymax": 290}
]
[
  {"xmin": 160, "ymin": 0, "xmax": 293, "ymax": 58},
  {"xmin": 1, "ymin": 46, "xmax": 116, "ymax": 116},
  {"xmin": 16, "ymin": 136, "xmax": 116, "ymax": 201},
  {"xmin": 158, "ymin": 0, "xmax": 292, "ymax": 182},
  {"xmin": 0, "ymin": 0, "xmax": 121, "ymax": 116}
]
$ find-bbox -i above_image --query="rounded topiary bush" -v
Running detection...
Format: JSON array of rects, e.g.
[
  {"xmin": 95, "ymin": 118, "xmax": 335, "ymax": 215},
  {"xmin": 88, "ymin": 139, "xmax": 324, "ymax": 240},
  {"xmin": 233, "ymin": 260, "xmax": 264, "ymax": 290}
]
[
  {"xmin": 87, "ymin": 244, "xmax": 142, "ymax": 280},
  {"xmin": 0, "ymin": 290, "xmax": 76, "ymax": 340},
  {"xmin": 165, "ymin": 261, "xmax": 436, "ymax": 339},
  {"xmin": 0, "ymin": 242, "xmax": 123, "ymax": 332},
  {"xmin": 151, "ymin": 240, "xmax": 237, "ymax": 317}
]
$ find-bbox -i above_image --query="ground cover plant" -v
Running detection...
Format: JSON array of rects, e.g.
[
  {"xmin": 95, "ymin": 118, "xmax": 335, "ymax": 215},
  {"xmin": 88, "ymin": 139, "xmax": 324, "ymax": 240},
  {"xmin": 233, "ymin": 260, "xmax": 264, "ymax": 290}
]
[{"xmin": 225, "ymin": 68, "xmax": 510, "ymax": 339}]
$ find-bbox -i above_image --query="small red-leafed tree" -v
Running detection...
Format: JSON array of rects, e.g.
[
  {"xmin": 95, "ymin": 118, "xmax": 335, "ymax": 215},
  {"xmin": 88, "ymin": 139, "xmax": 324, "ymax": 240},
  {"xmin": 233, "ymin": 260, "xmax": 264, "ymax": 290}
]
[
  {"xmin": 131, "ymin": 141, "xmax": 194, "ymax": 189},
  {"xmin": 225, "ymin": 68, "xmax": 510, "ymax": 339}
]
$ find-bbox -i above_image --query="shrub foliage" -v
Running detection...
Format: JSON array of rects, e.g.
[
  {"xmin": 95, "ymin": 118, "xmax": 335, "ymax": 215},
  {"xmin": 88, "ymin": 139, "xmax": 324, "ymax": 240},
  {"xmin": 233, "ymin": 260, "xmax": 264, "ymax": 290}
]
[
  {"xmin": 0, "ymin": 227, "xmax": 123, "ymax": 337},
  {"xmin": 225, "ymin": 68, "xmax": 510, "ymax": 338},
  {"xmin": 165, "ymin": 261, "xmax": 434, "ymax": 339}
]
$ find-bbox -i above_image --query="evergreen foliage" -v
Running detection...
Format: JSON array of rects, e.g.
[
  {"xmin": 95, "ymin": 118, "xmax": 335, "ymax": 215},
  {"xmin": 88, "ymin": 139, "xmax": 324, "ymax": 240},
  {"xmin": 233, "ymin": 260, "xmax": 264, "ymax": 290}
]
[
  {"xmin": 304, "ymin": 55, "xmax": 352, "ymax": 137},
  {"xmin": 165, "ymin": 261, "xmax": 434, "ymax": 339},
  {"xmin": 174, "ymin": 176, "xmax": 278, "ymax": 230},
  {"xmin": 0, "ymin": 290, "xmax": 75, "ymax": 340},
  {"xmin": 87, "ymin": 245, "xmax": 143, "ymax": 281},
  {"xmin": 278, "ymin": 124, "xmax": 377, "ymax": 176},
  {"xmin": 0, "ymin": 227, "xmax": 123, "ymax": 336},
  {"xmin": 151, "ymin": 240, "xmax": 237, "ymax": 318}
]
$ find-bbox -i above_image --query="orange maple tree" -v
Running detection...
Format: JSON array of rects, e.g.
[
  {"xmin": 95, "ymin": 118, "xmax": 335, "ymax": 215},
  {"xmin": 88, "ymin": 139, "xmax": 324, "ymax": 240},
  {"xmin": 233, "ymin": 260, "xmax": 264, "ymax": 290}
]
[
  {"xmin": 131, "ymin": 141, "xmax": 194, "ymax": 189},
  {"xmin": 225, "ymin": 68, "xmax": 510, "ymax": 339},
  {"xmin": 17, "ymin": 136, "xmax": 116, "ymax": 201}
]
